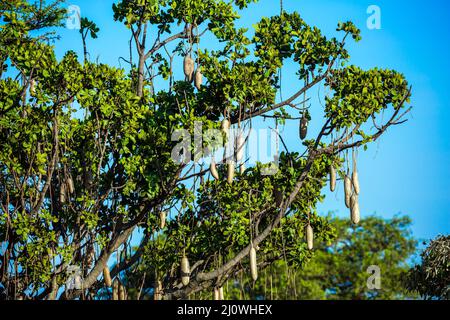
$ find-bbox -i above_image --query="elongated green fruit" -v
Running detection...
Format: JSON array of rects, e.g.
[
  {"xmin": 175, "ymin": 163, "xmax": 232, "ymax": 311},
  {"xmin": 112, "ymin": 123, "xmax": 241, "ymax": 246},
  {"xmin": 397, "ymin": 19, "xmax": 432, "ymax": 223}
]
[
  {"xmin": 181, "ymin": 255, "xmax": 190, "ymax": 286},
  {"xmin": 350, "ymin": 194, "xmax": 360, "ymax": 224},
  {"xmin": 344, "ymin": 173, "xmax": 352, "ymax": 208},
  {"xmin": 330, "ymin": 165, "xmax": 336, "ymax": 192},
  {"xmin": 210, "ymin": 159, "xmax": 219, "ymax": 180},
  {"xmin": 306, "ymin": 224, "xmax": 314, "ymax": 250},
  {"xmin": 249, "ymin": 244, "xmax": 258, "ymax": 281}
]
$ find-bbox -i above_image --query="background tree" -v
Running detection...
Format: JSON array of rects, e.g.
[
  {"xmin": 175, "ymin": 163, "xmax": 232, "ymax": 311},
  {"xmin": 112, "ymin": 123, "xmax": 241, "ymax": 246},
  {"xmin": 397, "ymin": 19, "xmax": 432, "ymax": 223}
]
[
  {"xmin": 406, "ymin": 235, "xmax": 450, "ymax": 300},
  {"xmin": 0, "ymin": 0, "xmax": 412, "ymax": 300},
  {"xmin": 125, "ymin": 215, "xmax": 417, "ymax": 300}
]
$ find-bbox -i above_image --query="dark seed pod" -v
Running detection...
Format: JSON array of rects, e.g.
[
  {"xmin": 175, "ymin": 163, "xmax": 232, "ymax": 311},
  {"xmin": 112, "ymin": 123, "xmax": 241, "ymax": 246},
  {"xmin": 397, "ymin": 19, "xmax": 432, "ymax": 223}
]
[{"xmin": 300, "ymin": 115, "xmax": 308, "ymax": 140}]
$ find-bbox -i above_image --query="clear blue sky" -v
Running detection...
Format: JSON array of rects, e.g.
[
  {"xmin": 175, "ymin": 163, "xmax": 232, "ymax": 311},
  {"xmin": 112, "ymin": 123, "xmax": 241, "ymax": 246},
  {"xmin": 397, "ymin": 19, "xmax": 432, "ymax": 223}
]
[{"xmin": 55, "ymin": 0, "xmax": 450, "ymax": 243}]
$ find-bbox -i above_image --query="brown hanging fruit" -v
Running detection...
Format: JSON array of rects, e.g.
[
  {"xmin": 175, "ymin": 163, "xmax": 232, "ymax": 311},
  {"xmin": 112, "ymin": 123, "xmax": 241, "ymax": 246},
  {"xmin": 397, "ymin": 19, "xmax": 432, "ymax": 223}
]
[
  {"xmin": 59, "ymin": 183, "xmax": 67, "ymax": 204},
  {"xmin": 227, "ymin": 161, "xmax": 235, "ymax": 184},
  {"xmin": 183, "ymin": 55, "xmax": 195, "ymax": 82},
  {"xmin": 103, "ymin": 266, "xmax": 112, "ymax": 287},
  {"xmin": 306, "ymin": 224, "xmax": 314, "ymax": 250},
  {"xmin": 249, "ymin": 244, "xmax": 258, "ymax": 281},
  {"xmin": 119, "ymin": 282, "xmax": 126, "ymax": 300},
  {"xmin": 67, "ymin": 176, "xmax": 75, "ymax": 194},
  {"xmin": 350, "ymin": 194, "xmax": 360, "ymax": 224},
  {"xmin": 210, "ymin": 158, "xmax": 219, "ymax": 180},
  {"xmin": 344, "ymin": 172, "xmax": 352, "ymax": 208},
  {"xmin": 194, "ymin": 68, "xmax": 203, "ymax": 90},
  {"xmin": 181, "ymin": 255, "xmax": 190, "ymax": 286},
  {"xmin": 112, "ymin": 279, "xmax": 119, "ymax": 300},
  {"xmin": 299, "ymin": 115, "xmax": 308, "ymax": 140},
  {"xmin": 160, "ymin": 211, "xmax": 166, "ymax": 229},
  {"xmin": 330, "ymin": 165, "xmax": 336, "ymax": 192}
]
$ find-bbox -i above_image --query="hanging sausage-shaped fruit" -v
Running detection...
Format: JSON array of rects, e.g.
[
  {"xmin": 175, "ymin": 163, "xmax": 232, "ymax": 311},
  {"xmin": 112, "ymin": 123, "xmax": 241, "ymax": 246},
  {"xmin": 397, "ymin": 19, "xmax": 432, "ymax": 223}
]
[
  {"xmin": 183, "ymin": 55, "xmax": 195, "ymax": 82},
  {"xmin": 249, "ymin": 243, "xmax": 258, "ymax": 281},
  {"xmin": 67, "ymin": 176, "xmax": 75, "ymax": 195},
  {"xmin": 350, "ymin": 194, "xmax": 360, "ymax": 225},
  {"xmin": 227, "ymin": 160, "xmax": 235, "ymax": 184},
  {"xmin": 299, "ymin": 110, "xmax": 309, "ymax": 140},
  {"xmin": 330, "ymin": 165, "xmax": 336, "ymax": 192},
  {"xmin": 219, "ymin": 287, "xmax": 224, "ymax": 300},
  {"xmin": 160, "ymin": 211, "xmax": 166, "ymax": 229},
  {"xmin": 221, "ymin": 119, "xmax": 230, "ymax": 136},
  {"xmin": 210, "ymin": 157, "xmax": 220, "ymax": 180},
  {"xmin": 181, "ymin": 255, "xmax": 190, "ymax": 286},
  {"xmin": 194, "ymin": 68, "xmax": 203, "ymax": 90},
  {"xmin": 306, "ymin": 224, "xmax": 314, "ymax": 250},
  {"xmin": 60, "ymin": 182, "xmax": 67, "ymax": 204},
  {"xmin": 344, "ymin": 171, "xmax": 352, "ymax": 208}
]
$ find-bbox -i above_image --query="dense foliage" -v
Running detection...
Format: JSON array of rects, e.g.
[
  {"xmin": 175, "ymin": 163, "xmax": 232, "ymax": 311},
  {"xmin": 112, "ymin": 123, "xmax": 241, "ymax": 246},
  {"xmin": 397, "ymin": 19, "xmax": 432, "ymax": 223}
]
[
  {"xmin": 0, "ymin": 0, "xmax": 412, "ymax": 300},
  {"xmin": 407, "ymin": 235, "xmax": 450, "ymax": 300}
]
